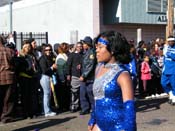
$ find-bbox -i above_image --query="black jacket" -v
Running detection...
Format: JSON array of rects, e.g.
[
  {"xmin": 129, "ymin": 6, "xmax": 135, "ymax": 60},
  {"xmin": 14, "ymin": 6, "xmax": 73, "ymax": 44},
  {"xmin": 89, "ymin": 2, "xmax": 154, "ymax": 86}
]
[
  {"xmin": 66, "ymin": 52, "xmax": 83, "ymax": 77},
  {"xmin": 81, "ymin": 48, "xmax": 96, "ymax": 81},
  {"xmin": 39, "ymin": 55, "xmax": 55, "ymax": 77}
]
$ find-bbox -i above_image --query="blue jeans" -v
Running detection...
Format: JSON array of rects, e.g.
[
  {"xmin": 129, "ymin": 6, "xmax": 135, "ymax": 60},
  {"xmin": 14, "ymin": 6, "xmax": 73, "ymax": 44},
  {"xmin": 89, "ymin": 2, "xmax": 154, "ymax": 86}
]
[{"xmin": 40, "ymin": 74, "xmax": 51, "ymax": 114}]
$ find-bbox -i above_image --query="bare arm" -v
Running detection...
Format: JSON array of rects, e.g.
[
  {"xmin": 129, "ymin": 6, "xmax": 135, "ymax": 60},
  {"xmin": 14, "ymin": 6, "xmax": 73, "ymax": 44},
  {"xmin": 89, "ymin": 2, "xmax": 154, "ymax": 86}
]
[
  {"xmin": 117, "ymin": 71, "xmax": 136, "ymax": 131},
  {"xmin": 117, "ymin": 71, "xmax": 134, "ymax": 102}
]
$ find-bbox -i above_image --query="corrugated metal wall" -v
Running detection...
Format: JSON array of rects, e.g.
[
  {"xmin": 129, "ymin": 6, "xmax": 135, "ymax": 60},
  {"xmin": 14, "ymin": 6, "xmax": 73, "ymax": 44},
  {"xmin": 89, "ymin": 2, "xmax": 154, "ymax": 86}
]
[{"xmin": 121, "ymin": 0, "xmax": 167, "ymax": 24}]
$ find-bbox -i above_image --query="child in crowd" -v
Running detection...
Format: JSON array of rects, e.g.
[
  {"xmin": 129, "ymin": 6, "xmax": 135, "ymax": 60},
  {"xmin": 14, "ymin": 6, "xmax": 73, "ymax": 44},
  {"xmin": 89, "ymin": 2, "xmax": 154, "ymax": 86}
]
[{"xmin": 141, "ymin": 54, "xmax": 152, "ymax": 95}]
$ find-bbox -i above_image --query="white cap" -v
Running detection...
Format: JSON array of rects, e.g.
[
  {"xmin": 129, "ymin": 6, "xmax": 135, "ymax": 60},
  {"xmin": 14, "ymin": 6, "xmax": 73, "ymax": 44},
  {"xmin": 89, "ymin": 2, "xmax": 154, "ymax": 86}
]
[{"xmin": 167, "ymin": 37, "xmax": 175, "ymax": 41}]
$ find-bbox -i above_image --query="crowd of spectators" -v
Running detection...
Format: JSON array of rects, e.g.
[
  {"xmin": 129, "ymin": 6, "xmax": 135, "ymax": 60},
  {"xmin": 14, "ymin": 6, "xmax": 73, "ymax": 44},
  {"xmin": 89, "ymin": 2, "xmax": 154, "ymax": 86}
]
[{"xmin": 0, "ymin": 33, "xmax": 171, "ymax": 124}]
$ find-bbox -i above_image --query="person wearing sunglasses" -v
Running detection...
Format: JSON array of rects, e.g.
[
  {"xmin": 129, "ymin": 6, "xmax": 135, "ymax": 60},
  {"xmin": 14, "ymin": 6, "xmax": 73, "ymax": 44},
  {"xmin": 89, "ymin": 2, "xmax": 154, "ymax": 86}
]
[{"xmin": 39, "ymin": 44, "xmax": 57, "ymax": 117}]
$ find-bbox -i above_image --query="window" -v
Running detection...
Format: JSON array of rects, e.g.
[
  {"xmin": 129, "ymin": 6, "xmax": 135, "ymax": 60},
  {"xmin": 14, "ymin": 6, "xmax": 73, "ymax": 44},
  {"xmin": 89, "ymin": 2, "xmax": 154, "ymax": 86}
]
[
  {"xmin": 162, "ymin": 0, "xmax": 167, "ymax": 12},
  {"xmin": 146, "ymin": 0, "xmax": 169, "ymax": 13}
]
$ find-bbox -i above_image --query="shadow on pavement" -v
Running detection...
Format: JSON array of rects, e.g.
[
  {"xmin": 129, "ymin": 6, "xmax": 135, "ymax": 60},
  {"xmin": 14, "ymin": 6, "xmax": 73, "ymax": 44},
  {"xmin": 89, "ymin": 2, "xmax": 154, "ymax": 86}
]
[
  {"xmin": 12, "ymin": 116, "xmax": 77, "ymax": 131},
  {"xmin": 146, "ymin": 118, "xmax": 168, "ymax": 125},
  {"xmin": 136, "ymin": 97, "xmax": 168, "ymax": 112}
]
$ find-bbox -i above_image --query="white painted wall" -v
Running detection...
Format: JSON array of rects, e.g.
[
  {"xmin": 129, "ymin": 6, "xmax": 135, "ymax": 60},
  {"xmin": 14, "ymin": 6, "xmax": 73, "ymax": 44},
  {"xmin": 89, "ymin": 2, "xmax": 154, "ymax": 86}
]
[{"xmin": 0, "ymin": 0, "xmax": 93, "ymax": 44}]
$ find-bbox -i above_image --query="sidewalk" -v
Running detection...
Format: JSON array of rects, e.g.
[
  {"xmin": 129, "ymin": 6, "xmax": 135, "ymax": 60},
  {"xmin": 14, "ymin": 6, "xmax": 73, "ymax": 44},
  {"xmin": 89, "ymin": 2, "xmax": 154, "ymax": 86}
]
[{"xmin": 0, "ymin": 111, "xmax": 89, "ymax": 131}]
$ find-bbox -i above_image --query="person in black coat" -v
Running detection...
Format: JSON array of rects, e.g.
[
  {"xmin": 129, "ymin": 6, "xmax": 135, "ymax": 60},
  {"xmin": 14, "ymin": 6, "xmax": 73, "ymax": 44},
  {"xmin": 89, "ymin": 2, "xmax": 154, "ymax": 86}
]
[
  {"xmin": 79, "ymin": 36, "xmax": 96, "ymax": 115},
  {"xmin": 66, "ymin": 42, "xmax": 83, "ymax": 112}
]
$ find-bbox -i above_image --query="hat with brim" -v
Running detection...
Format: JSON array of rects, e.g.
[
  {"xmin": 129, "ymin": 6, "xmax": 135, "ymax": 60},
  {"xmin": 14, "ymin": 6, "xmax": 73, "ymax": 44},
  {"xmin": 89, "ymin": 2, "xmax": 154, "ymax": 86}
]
[{"xmin": 81, "ymin": 36, "xmax": 92, "ymax": 47}]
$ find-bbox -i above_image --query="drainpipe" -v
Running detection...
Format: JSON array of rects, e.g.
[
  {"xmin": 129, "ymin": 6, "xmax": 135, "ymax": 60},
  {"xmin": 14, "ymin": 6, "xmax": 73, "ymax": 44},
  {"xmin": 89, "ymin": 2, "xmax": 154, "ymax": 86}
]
[{"xmin": 9, "ymin": 0, "xmax": 13, "ymax": 33}]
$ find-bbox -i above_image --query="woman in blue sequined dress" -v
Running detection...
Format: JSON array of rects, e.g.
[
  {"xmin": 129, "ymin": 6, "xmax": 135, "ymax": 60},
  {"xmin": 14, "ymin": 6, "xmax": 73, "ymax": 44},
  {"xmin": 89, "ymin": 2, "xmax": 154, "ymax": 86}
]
[{"xmin": 88, "ymin": 31, "xmax": 136, "ymax": 131}]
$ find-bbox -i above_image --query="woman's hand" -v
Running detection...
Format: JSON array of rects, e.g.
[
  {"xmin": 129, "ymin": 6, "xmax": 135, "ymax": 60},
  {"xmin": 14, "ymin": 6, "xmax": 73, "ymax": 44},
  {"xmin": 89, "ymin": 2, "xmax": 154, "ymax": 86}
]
[
  {"xmin": 79, "ymin": 76, "xmax": 84, "ymax": 81},
  {"xmin": 88, "ymin": 124, "xmax": 101, "ymax": 131},
  {"xmin": 52, "ymin": 63, "xmax": 57, "ymax": 70},
  {"xmin": 88, "ymin": 125, "xmax": 94, "ymax": 131}
]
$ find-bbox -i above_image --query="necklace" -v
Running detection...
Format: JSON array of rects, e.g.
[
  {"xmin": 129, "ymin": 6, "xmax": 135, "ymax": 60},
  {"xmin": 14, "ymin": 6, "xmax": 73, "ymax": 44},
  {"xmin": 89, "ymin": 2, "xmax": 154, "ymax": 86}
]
[{"xmin": 103, "ymin": 62, "xmax": 117, "ymax": 68}]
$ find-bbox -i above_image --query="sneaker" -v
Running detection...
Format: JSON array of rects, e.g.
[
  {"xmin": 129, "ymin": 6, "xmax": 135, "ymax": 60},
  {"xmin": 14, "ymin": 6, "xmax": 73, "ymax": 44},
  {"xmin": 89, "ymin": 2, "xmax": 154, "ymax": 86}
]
[
  {"xmin": 145, "ymin": 96, "xmax": 152, "ymax": 99},
  {"xmin": 45, "ymin": 112, "xmax": 56, "ymax": 117},
  {"xmin": 169, "ymin": 91, "xmax": 173, "ymax": 100},
  {"xmin": 151, "ymin": 94, "xmax": 156, "ymax": 98},
  {"xmin": 160, "ymin": 93, "xmax": 168, "ymax": 97},
  {"xmin": 155, "ymin": 94, "xmax": 160, "ymax": 98}
]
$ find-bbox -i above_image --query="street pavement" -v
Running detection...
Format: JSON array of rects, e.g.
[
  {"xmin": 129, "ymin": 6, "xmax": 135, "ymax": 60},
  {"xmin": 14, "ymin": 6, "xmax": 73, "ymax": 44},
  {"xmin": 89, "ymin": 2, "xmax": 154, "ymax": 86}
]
[{"xmin": 0, "ymin": 96, "xmax": 175, "ymax": 131}]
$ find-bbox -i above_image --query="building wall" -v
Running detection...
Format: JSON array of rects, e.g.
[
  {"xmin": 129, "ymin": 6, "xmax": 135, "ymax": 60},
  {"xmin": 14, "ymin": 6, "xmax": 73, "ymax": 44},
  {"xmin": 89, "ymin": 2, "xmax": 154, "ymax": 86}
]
[
  {"xmin": 0, "ymin": 0, "xmax": 94, "ymax": 44},
  {"xmin": 101, "ymin": 0, "xmax": 169, "ymax": 25},
  {"xmin": 120, "ymin": 0, "xmax": 169, "ymax": 24},
  {"xmin": 121, "ymin": 0, "xmax": 166, "ymax": 24},
  {"xmin": 100, "ymin": 24, "xmax": 166, "ymax": 44},
  {"xmin": 0, "ymin": 0, "xmax": 169, "ymax": 45},
  {"xmin": 99, "ymin": 0, "xmax": 166, "ymax": 44}
]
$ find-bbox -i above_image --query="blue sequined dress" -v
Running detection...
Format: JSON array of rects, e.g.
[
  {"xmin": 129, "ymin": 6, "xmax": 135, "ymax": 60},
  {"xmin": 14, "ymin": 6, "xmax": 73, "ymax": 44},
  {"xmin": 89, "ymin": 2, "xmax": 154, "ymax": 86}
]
[{"xmin": 88, "ymin": 63, "xmax": 136, "ymax": 131}]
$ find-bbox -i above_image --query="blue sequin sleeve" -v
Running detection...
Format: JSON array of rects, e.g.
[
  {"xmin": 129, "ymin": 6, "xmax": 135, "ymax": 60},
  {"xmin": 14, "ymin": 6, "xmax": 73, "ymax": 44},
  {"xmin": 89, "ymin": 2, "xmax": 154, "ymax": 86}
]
[
  {"xmin": 123, "ymin": 100, "xmax": 136, "ymax": 131},
  {"xmin": 88, "ymin": 107, "xmax": 96, "ymax": 126}
]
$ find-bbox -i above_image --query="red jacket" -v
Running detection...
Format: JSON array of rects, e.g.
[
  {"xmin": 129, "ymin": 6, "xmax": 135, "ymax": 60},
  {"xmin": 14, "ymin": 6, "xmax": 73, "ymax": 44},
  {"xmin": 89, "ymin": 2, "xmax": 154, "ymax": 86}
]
[{"xmin": 141, "ymin": 61, "xmax": 151, "ymax": 80}]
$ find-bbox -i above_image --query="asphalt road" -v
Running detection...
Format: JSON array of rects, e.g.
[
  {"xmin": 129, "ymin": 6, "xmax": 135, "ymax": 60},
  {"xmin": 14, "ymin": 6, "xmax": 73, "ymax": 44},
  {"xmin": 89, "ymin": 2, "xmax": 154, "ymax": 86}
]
[{"xmin": 0, "ymin": 96, "xmax": 175, "ymax": 131}]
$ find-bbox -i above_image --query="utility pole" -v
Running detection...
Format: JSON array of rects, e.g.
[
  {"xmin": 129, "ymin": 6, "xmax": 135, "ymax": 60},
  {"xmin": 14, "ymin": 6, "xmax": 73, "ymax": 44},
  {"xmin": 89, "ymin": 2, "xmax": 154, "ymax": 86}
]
[
  {"xmin": 9, "ymin": 0, "xmax": 13, "ymax": 33},
  {"xmin": 166, "ymin": 0, "xmax": 174, "ymax": 39}
]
